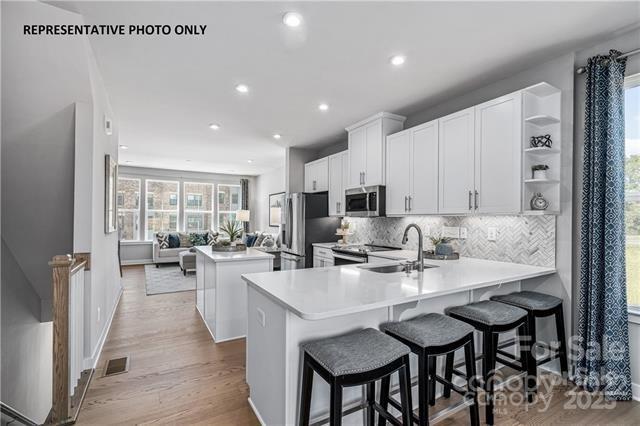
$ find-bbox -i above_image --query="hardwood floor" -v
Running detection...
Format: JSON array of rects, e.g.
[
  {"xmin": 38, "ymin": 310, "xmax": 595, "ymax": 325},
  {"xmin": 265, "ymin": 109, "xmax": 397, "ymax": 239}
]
[{"xmin": 78, "ymin": 265, "xmax": 640, "ymax": 425}]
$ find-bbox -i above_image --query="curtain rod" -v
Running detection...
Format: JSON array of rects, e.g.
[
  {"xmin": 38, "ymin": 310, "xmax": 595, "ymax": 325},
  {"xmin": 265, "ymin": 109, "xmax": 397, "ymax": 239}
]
[{"xmin": 576, "ymin": 47, "xmax": 640, "ymax": 74}]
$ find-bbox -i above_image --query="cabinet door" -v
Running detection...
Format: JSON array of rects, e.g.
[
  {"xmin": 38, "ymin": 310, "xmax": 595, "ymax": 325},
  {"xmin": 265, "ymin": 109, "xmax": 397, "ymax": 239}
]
[
  {"xmin": 328, "ymin": 154, "xmax": 343, "ymax": 216},
  {"xmin": 315, "ymin": 157, "xmax": 329, "ymax": 192},
  {"xmin": 438, "ymin": 108, "xmax": 475, "ymax": 214},
  {"xmin": 364, "ymin": 120, "xmax": 384, "ymax": 185},
  {"xmin": 348, "ymin": 126, "xmax": 367, "ymax": 187},
  {"xmin": 385, "ymin": 130, "xmax": 412, "ymax": 215},
  {"xmin": 313, "ymin": 255, "xmax": 322, "ymax": 268},
  {"xmin": 474, "ymin": 93, "xmax": 522, "ymax": 213},
  {"xmin": 340, "ymin": 151, "xmax": 349, "ymax": 215},
  {"xmin": 411, "ymin": 121, "xmax": 439, "ymax": 214},
  {"xmin": 304, "ymin": 162, "xmax": 314, "ymax": 192}
]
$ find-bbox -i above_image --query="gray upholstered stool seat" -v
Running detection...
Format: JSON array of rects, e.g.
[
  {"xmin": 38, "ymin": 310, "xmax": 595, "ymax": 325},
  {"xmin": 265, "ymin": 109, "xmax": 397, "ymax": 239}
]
[
  {"xmin": 490, "ymin": 291, "xmax": 562, "ymax": 311},
  {"xmin": 445, "ymin": 300, "xmax": 527, "ymax": 326},
  {"xmin": 302, "ymin": 328, "xmax": 410, "ymax": 376},
  {"xmin": 381, "ymin": 313, "xmax": 475, "ymax": 348}
]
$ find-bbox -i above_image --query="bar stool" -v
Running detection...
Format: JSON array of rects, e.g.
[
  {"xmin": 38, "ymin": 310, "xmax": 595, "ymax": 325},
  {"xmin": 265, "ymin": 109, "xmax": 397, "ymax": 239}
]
[
  {"xmin": 379, "ymin": 313, "xmax": 480, "ymax": 426},
  {"xmin": 299, "ymin": 328, "xmax": 413, "ymax": 426},
  {"xmin": 444, "ymin": 301, "xmax": 530, "ymax": 425},
  {"xmin": 490, "ymin": 291, "xmax": 569, "ymax": 396}
]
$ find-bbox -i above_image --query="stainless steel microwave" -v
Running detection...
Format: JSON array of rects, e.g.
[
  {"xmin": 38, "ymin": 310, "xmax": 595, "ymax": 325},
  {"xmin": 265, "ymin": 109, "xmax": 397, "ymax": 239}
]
[{"xmin": 345, "ymin": 185, "xmax": 385, "ymax": 217}]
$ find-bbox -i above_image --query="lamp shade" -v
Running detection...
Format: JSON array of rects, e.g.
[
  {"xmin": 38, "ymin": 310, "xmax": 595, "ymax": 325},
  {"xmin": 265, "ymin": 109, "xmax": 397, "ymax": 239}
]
[
  {"xmin": 270, "ymin": 207, "xmax": 282, "ymax": 225},
  {"xmin": 236, "ymin": 210, "xmax": 250, "ymax": 222}
]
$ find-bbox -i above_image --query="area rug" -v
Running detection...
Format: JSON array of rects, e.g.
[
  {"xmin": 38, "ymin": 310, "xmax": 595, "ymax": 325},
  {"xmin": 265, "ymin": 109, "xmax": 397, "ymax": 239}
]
[{"xmin": 144, "ymin": 264, "xmax": 196, "ymax": 295}]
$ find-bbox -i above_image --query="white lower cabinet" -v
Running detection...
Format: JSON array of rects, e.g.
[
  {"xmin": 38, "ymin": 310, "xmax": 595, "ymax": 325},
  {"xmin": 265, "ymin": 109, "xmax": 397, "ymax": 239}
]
[{"xmin": 313, "ymin": 246, "xmax": 335, "ymax": 267}]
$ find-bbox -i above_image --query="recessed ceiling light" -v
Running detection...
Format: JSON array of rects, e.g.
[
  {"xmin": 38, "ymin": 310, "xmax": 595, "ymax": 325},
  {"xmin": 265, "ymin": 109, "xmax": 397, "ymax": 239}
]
[
  {"xmin": 125, "ymin": 160, "xmax": 132, "ymax": 164},
  {"xmin": 186, "ymin": 159, "xmax": 192, "ymax": 162},
  {"xmin": 209, "ymin": 123, "xmax": 220, "ymax": 130},
  {"xmin": 390, "ymin": 55, "xmax": 406, "ymax": 66},
  {"xmin": 235, "ymin": 84, "xmax": 249, "ymax": 93},
  {"xmin": 318, "ymin": 103, "xmax": 329, "ymax": 112},
  {"xmin": 247, "ymin": 159, "xmax": 254, "ymax": 163},
  {"xmin": 273, "ymin": 134, "xmax": 282, "ymax": 140},
  {"xmin": 283, "ymin": 12, "xmax": 302, "ymax": 28},
  {"xmin": 119, "ymin": 145, "xmax": 128, "ymax": 150}
]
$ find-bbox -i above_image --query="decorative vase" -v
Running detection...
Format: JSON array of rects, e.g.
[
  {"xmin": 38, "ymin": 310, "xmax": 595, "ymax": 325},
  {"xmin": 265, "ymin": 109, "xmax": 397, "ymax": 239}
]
[
  {"xmin": 435, "ymin": 242, "xmax": 454, "ymax": 256},
  {"xmin": 533, "ymin": 169, "xmax": 547, "ymax": 180},
  {"xmin": 530, "ymin": 134, "xmax": 553, "ymax": 148},
  {"xmin": 530, "ymin": 192, "xmax": 549, "ymax": 211}
]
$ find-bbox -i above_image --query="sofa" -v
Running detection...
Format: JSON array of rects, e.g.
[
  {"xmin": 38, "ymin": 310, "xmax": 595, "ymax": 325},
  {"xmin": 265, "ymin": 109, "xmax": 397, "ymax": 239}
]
[{"xmin": 152, "ymin": 231, "xmax": 217, "ymax": 266}]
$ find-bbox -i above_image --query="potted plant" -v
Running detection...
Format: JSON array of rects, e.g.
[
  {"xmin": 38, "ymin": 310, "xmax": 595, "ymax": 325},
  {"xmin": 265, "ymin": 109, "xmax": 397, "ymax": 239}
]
[
  {"xmin": 219, "ymin": 219, "xmax": 244, "ymax": 247},
  {"xmin": 429, "ymin": 235, "xmax": 454, "ymax": 256},
  {"xmin": 532, "ymin": 164, "xmax": 549, "ymax": 180}
]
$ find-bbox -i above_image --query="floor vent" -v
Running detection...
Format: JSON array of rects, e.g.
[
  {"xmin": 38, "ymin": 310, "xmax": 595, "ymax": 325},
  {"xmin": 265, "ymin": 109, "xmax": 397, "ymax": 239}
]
[{"xmin": 103, "ymin": 356, "xmax": 129, "ymax": 377}]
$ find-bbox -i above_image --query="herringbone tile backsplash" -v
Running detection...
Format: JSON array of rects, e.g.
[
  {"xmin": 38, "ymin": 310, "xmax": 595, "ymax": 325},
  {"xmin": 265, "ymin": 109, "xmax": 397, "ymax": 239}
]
[{"xmin": 347, "ymin": 216, "xmax": 556, "ymax": 267}]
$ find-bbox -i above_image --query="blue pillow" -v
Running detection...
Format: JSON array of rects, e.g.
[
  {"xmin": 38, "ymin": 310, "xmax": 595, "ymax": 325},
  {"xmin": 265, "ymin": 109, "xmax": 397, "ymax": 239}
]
[
  {"xmin": 168, "ymin": 233, "xmax": 180, "ymax": 248},
  {"xmin": 245, "ymin": 234, "xmax": 258, "ymax": 247}
]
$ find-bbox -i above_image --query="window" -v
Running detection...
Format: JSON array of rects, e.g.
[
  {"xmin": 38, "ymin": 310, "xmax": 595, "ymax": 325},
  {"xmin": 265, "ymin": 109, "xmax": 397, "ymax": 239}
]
[
  {"xmin": 184, "ymin": 183, "xmax": 213, "ymax": 232},
  {"xmin": 218, "ymin": 184, "xmax": 241, "ymax": 227},
  {"xmin": 117, "ymin": 178, "xmax": 140, "ymax": 241},
  {"xmin": 625, "ymin": 74, "xmax": 640, "ymax": 309},
  {"xmin": 145, "ymin": 179, "xmax": 179, "ymax": 239}
]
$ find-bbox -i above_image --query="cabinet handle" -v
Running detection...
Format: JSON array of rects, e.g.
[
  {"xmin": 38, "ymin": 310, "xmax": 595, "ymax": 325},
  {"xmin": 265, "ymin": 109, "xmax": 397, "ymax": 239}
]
[
  {"xmin": 474, "ymin": 190, "xmax": 479, "ymax": 210},
  {"xmin": 362, "ymin": 171, "xmax": 365, "ymax": 185},
  {"xmin": 404, "ymin": 196, "xmax": 408, "ymax": 212},
  {"xmin": 336, "ymin": 201, "xmax": 340, "ymax": 213},
  {"xmin": 313, "ymin": 180, "xmax": 316, "ymax": 191},
  {"xmin": 408, "ymin": 196, "xmax": 412, "ymax": 212},
  {"xmin": 468, "ymin": 191, "xmax": 473, "ymax": 210}
]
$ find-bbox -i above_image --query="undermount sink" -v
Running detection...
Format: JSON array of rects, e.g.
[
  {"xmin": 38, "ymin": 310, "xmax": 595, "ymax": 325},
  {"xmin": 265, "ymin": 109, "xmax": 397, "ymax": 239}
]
[{"xmin": 359, "ymin": 264, "xmax": 437, "ymax": 273}]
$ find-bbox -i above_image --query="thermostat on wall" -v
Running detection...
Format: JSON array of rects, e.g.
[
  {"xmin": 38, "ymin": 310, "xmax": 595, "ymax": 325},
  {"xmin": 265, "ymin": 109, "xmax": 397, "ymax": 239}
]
[{"xmin": 104, "ymin": 115, "xmax": 113, "ymax": 135}]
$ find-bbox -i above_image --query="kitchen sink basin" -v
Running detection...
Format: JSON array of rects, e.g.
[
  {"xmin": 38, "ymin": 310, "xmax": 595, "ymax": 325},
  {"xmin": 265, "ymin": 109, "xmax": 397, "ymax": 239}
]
[{"xmin": 359, "ymin": 264, "xmax": 437, "ymax": 273}]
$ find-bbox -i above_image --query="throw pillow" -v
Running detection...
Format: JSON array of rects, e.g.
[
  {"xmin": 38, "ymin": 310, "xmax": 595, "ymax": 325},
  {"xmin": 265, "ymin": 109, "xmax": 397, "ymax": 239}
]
[
  {"xmin": 178, "ymin": 232, "xmax": 192, "ymax": 248},
  {"xmin": 189, "ymin": 232, "xmax": 207, "ymax": 246},
  {"xmin": 254, "ymin": 233, "xmax": 266, "ymax": 247},
  {"xmin": 261, "ymin": 235, "xmax": 275, "ymax": 248},
  {"xmin": 206, "ymin": 231, "xmax": 219, "ymax": 246},
  {"xmin": 156, "ymin": 233, "xmax": 169, "ymax": 249},
  {"xmin": 245, "ymin": 234, "xmax": 258, "ymax": 247},
  {"xmin": 168, "ymin": 233, "xmax": 180, "ymax": 249}
]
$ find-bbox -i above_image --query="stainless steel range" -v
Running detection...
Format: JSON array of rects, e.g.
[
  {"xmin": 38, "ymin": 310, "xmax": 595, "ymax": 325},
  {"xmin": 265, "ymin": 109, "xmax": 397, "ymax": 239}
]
[{"xmin": 331, "ymin": 244, "xmax": 400, "ymax": 265}]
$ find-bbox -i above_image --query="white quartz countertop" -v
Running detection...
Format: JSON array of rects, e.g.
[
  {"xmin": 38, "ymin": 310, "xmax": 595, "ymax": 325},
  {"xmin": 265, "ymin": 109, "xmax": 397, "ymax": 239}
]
[
  {"xmin": 195, "ymin": 246, "xmax": 274, "ymax": 262},
  {"xmin": 242, "ymin": 257, "xmax": 555, "ymax": 320}
]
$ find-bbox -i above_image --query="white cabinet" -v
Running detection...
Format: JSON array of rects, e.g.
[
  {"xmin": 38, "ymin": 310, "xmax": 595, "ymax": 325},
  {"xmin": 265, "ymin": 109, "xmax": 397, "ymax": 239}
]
[
  {"xmin": 328, "ymin": 151, "xmax": 348, "ymax": 216},
  {"xmin": 438, "ymin": 108, "xmax": 475, "ymax": 214},
  {"xmin": 386, "ymin": 120, "xmax": 439, "ymax": 215},
  {"xmin": 313, "ymin": 246, "xmax": 334, "ymax": 268},
  {"xmin": 474, "ymin": 92, "xmax": 522, "ymax": 214},
  {"xmin": 346, "ymin": 112, "xmax": 405, "ymax": 188},
  {"xmin": 304, "ymin": 157, "xmax": 328, "ymax": 193}
]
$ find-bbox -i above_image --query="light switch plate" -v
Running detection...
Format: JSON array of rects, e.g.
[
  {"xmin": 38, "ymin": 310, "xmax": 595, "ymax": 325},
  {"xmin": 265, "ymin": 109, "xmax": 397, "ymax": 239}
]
[
  {"xmin": 442, "ymin": 226, "xmax": 460, "ymax": 239},
  {"xmin": 459, "ymin": 227, "xmax": 468, "ymax": 239},
  {"xmin": 487, "ymin": 227, "xmax": 497, "ymax": 241}
]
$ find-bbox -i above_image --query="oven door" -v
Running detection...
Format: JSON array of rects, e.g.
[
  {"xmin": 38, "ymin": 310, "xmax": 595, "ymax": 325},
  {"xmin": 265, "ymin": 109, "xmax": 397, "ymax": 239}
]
[{"xmin": 332, "ymin": 252, "xmax": 366, "ymax": 266}]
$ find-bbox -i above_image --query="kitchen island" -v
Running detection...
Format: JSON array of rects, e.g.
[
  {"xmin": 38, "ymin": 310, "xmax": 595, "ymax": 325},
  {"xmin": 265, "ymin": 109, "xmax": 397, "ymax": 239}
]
[
  {"xmin": 241, "ymin": 257, "xmax": 555, "ymax": 425},
  {"xmin": 195, "ymin": 246, "xmax": 273, "ymax": 342}
]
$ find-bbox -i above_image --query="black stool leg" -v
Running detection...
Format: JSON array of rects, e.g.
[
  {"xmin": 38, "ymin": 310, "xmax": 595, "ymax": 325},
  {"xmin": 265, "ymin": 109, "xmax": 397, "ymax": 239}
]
[
  {"xmin": 378, "ymin": 376, "xmax": 390, "ymax": 426},
  {"xmin": 366, "ymin": 382, "xmax": 375, "ymax": 426},
  {"xmin": 299, "ymin": 353, "xmax": 313, "ymax": 426},
  {"xmin": 525, "ymin": 315, "xmax": 537, "ymax": 401},
  {"xmin": 398, "ymin": 355, "xmax": 413, "ymax": 426},
  {"xmin": 442, "ymin": 351, "xmax": 454, "ymax": 398},
  {"xmin": 329, "ymin": 380, "xmax": 343, "ymax": 426},
  {"xmin": 482, "ymin": 330, "xmax": 497, "ymax": 426},
  {"xmin": 464, "ymin": 339, "xmax": 480, "ymax": 426},
  {"xmin": 428, "ymin": 356, "xmax": 436, "ymax": 406},
  {"xmin": 418, "ymin": 353, "xmax": 429, "ymax": 426},
  {"xmin": 518, "ymin": 321, "xmax": 535, "ymax": 403},
  {"xmin": 554, "ymin": 305, "xmax": 569, "ymax": 377}
]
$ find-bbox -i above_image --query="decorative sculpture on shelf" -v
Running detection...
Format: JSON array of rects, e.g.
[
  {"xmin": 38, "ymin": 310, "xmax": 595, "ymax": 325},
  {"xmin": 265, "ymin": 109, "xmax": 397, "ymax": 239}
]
[{"xmin": 530, "ymin": 134, "xmax": 553, "ymax": 148}]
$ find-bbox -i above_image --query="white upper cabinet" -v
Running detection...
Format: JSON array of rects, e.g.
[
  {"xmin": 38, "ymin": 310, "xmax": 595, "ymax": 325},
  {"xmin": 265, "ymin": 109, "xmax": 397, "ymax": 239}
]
[
  {"xmin": 438, "ymin": 107, "xmax": 475, "ymax": 214},
  {"xmin": 328, "ymin": 151, "xmax": 348, "ymax": 216},
  {"xmin": 346, "ymin": 112, "xmax": 405, "ymax": 188},
  {"xmin": 386, "ymin": 130, "xmax": 412, "ymax": 215},
  {"xmin": 474, "ymin": 92, "xmax": 522, "ymax": 214},
  {"xmin": 304, "ymin": 157, "xmax": 328, "ymax": 193}
]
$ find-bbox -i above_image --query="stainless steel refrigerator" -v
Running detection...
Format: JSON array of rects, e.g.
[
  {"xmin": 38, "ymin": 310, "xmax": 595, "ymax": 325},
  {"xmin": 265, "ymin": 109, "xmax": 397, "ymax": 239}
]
[{"xmin": 281, "ymin": 192, "xmax": 341, "ymax": 269}]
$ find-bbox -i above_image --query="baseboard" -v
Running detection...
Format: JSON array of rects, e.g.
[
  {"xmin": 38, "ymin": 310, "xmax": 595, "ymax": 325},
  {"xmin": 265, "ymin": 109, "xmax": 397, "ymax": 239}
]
[
  {"xmin": 84, "ymin": 285, "xmax": 123, "ymax": 370},
  {"xmin": 247, "ymin": 398, "xmax": 266, "ymax": 426},
  {"xmin": 121, "ymin": 259, "xmax": 153, "ymax": 265}
]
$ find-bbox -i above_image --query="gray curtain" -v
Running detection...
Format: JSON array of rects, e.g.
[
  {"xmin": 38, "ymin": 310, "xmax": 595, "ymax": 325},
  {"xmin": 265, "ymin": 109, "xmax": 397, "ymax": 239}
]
[
  {"xmin": 574, "ymin": 50, "xmax": 631, "ymax": 400},
  {"xmin": 240, "ymin": 178, "xmax": 249, "ymax": 233}
]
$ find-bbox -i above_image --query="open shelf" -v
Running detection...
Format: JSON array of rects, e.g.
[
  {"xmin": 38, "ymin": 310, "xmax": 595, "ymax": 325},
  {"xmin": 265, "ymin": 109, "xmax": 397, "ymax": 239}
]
[
  {"xmin": 525, "ymin": 115, "xmax": 560, "ymax": 126},
  {"xmin": 524, "ymin": 147, "xmax": 560, "ymax": 154},
  {"xmin": 524, "ymin": 179, "xmax": 559, "ymax": 184},
  {"xmin": 523, "ymin": 82, "xmax": 561, "ymax": 97}
]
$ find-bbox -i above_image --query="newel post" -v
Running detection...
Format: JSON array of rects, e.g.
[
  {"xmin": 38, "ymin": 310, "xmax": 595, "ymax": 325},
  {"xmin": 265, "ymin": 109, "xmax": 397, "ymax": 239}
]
[{"xmin": 49, "ymin": 254, "xmax": 75, "ymax": 425}]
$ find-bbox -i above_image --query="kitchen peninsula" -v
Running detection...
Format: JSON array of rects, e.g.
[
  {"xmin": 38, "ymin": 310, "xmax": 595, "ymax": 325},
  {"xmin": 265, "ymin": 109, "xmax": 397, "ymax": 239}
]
[{"xmin": 242, "ymin": 256, "xmax": 555, "ymax": 425}]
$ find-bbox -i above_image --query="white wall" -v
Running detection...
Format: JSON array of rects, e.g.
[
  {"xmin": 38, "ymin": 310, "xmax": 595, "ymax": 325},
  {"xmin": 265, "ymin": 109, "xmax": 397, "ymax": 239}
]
[
  {"xmin": 253, "ymin": 166, "xmax": 285, "ymax": 232},
  {"xmin": 573, "ymin": 27, "xmax": 640, "ymax": 399}
]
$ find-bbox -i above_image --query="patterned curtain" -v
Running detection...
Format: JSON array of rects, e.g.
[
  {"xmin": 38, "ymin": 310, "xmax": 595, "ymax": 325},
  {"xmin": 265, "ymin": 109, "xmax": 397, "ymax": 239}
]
[
  {"xmin": 574, "ymin": 50, "xmax": 631, "ymax": 400},
  {"xmin": 240, "ymin": 178, "xmax": 249, "ymax": 233}
]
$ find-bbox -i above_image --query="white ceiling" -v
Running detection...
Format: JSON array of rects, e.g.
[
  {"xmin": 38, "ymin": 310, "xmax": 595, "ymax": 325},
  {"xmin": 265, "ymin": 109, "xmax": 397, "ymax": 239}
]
[{"xmin": 71, "ymin": 1, "xmax": 639, "ymax": 176}]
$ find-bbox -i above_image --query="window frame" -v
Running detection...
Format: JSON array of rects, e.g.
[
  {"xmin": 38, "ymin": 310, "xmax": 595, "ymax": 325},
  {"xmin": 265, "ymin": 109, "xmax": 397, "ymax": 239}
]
[
  {"xmin": 116, "ymin": 177, "xmax": 141, "ymax": 241},
  {"xmin": 624, "ymin": 73, "xmax": 640, "ymax": 314},
  {"xmin": 217, "ymin": 184, "xmax": 242, "ymax": 229},
  {"xmin": 183, "ymin": 182, "xmax": 214, "ymax": 233},
  {"xmin": 145, "ymin": 178, "xmax": 180, "ymax": 240}
]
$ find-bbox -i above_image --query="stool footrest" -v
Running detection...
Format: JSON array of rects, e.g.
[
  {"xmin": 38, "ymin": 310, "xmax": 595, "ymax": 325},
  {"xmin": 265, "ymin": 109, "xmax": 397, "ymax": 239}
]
[
  {"xmin": 495, "ymin": 356, "xmax": 524, "ymax": 371},
  {"xmin": 434, "ymin": 374, "xmax": 467, "ymax": 396}
]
